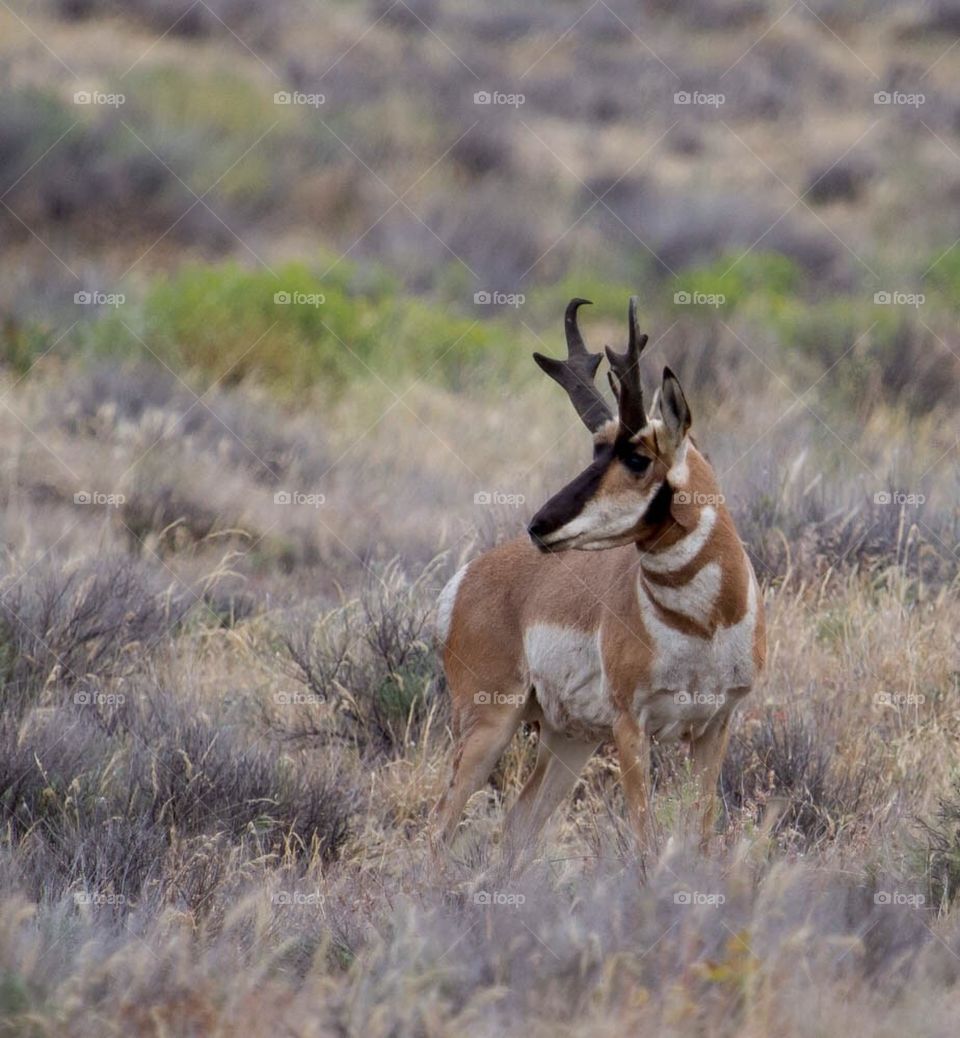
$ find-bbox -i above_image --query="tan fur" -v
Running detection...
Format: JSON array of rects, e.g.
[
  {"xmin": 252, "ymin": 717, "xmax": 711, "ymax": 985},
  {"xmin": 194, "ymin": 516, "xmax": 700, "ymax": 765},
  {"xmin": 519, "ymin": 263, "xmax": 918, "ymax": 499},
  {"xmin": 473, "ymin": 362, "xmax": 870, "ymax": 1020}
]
[{"xmin": 434, "ymin": 425, "xmax": 765, "ymax": 853}]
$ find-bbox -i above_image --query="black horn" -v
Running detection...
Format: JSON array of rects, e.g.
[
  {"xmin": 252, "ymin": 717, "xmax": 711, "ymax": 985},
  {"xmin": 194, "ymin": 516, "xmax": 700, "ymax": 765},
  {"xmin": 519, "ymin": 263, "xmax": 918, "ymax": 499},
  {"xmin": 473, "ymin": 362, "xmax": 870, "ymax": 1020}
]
[
  {"xmin": 605, "ymin": 296, "xmax": 649, "ymax": 437},
  {"xmin": 533, "ymin": 298, "xmax": 613, "ymax": 432}
]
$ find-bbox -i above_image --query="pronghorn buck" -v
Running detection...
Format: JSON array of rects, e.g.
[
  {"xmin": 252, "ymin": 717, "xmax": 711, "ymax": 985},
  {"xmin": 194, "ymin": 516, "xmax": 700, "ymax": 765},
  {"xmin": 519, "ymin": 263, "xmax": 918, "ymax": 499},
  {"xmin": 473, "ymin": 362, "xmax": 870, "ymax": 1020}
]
[{"xmin": 434, "ymin": 298, "xmax": 765, "ymax": 851}]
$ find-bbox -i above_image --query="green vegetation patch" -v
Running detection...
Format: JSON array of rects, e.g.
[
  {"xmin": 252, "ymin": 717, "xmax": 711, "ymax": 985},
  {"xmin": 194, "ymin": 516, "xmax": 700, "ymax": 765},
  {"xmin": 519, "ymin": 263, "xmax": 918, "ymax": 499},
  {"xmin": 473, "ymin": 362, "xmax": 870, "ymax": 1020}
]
[
  {"xmin": 670, "ymin": 252, "xmax": 803, "ymax": 316},
  {"xmin": 86, "ymin": 261, "xmax": 526, "ymax": 395}
]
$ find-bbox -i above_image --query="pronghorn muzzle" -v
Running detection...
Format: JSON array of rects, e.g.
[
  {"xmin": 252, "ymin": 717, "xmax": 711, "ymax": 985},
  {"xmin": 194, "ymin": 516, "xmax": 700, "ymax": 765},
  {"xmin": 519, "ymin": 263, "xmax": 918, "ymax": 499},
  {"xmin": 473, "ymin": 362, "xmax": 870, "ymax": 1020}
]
[{"xmin": 527, "ymin": 455, "xmax": 609, "ymax": 551}]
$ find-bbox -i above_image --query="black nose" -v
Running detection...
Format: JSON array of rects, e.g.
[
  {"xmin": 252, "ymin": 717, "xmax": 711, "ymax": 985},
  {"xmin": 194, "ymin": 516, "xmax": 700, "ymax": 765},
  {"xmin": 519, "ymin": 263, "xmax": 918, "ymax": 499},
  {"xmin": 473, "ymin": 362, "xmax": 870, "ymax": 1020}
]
[
  {"xmin": 528, "ymin": 517, "xmax": 550, "ymax": 540},
  {"xmin": 527, "ymin": 515, "xmax": 555, "ymax": 551}
]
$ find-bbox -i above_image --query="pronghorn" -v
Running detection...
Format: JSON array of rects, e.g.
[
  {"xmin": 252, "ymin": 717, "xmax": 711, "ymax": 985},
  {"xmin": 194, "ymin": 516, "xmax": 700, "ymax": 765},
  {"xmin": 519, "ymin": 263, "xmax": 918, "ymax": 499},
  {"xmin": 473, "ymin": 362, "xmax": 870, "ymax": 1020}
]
[{"xmin": 434, "ymin": 298, "xmax": 765, "ymax": 852}]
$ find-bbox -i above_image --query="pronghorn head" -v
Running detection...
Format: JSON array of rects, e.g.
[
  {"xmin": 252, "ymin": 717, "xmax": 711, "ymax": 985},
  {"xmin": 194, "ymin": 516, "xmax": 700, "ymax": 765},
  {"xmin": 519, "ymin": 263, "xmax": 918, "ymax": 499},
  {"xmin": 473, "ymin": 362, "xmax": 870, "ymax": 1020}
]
[{"xmin": 529, "ymin": 297, "xmax": 706, "ymax": 553}]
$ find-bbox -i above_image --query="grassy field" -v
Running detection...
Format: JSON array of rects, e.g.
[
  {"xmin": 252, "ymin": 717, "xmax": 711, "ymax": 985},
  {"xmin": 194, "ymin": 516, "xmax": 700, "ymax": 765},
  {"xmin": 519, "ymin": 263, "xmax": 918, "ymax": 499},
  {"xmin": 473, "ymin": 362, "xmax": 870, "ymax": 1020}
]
[{"xmin": 1, "ymin": 1, "xmax": 960, "ymax": 1035}]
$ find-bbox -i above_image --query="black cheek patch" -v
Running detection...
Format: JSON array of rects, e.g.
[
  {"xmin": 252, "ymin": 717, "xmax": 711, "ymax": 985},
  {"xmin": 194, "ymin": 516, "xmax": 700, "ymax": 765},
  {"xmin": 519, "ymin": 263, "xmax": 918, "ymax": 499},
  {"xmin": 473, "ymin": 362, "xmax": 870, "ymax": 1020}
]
[{"xmin": 639, "ymin": 479, "xmax": 672, "ymax": 527}]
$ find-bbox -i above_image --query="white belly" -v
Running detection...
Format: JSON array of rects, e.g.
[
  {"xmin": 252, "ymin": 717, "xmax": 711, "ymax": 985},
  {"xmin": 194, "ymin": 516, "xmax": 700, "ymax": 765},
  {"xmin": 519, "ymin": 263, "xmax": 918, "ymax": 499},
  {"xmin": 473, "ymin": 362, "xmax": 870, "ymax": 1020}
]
[
  {"xmin": 523, "ymin": 624, "xmax": 614, "ymax": 740},
  {"xmin": 522, "ymin": 575, "xmax": 757, "ymax": 743}
]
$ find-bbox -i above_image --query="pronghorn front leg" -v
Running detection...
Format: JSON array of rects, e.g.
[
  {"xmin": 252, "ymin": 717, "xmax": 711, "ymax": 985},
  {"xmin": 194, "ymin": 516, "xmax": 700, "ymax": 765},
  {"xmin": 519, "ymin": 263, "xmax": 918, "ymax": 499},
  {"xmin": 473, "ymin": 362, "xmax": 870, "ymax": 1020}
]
[
  {"xmin": 689, "ymin": 711, "xmax": 732, "ymax": 851},
  {"xmin": 502, "ymin": 727, "xmax": 597, "ymax": 861},
  {"xmin": 613, "ymin": 711, "xmax": 652, "ymax": 848}
]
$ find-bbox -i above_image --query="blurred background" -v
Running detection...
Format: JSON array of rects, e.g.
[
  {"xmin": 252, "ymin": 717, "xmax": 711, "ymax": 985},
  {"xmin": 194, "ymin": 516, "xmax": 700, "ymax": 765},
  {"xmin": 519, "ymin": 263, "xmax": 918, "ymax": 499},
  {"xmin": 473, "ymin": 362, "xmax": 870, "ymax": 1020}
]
[
  {"xmin": 1, "ymin": 0, "xmax": 958, "ymax": 594},
  {"xmin": 2, "ymin": 4, "xmax": 960, "ymax": 1034}
]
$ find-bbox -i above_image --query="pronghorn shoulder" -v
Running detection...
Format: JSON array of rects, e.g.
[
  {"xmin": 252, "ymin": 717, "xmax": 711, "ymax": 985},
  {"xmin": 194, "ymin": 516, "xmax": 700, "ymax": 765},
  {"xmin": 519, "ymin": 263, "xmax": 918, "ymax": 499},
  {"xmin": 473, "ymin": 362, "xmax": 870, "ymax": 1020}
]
[
  {"xmin": 439, "ymin": 536, "xmax": 542, "ymax": 636},
  {"xmin": 451, "ymin": 536, "xmax": 637, "ymax": 629}
]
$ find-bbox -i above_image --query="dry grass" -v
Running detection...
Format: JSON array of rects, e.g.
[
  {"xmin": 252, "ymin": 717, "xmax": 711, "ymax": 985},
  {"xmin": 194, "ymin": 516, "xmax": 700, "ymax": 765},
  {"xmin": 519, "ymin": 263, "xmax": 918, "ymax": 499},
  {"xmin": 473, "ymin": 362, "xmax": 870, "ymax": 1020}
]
[
  {"xmin": 2, "ymin": 1, "xmax": 960, "ymax": 1033},
  {"xmin": 0, "ymin": 354, "xmax": 957, "ymax": 1036},
  {"xmin": 2, "ymin": 577, "xmax": 960, "ymax": 1035}
]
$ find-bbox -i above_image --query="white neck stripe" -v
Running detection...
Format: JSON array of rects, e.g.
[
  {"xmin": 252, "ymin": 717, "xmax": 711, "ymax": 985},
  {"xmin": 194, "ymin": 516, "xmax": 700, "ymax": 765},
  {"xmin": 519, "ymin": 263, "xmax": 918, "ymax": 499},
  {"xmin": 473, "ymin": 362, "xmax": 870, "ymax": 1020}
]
[
  {"xmin": 643, "ymin": 561, "xmax": 721, "ymax": 624},
  {"xmin": 640, "ymin": 505, "xmax": 716, "ymax": 575}
]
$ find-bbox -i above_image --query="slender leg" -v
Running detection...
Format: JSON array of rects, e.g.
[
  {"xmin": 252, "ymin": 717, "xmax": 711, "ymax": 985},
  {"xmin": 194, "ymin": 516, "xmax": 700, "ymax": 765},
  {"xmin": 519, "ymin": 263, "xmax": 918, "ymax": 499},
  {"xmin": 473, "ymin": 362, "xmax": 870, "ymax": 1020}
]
[
  {"xmin": 503, "ymin": 727, "xmax": 597, "ymax": 860},
  {"xmin": 613, "ymin": 711, "xmax": 651, "ymax": 847},
  {"xmin": 689, "ymin": 713, "xmax": 732, "ymax": 850},
  {"xmin": 433, "ymin": 708, "xmax": 524, "ymax": 846}
]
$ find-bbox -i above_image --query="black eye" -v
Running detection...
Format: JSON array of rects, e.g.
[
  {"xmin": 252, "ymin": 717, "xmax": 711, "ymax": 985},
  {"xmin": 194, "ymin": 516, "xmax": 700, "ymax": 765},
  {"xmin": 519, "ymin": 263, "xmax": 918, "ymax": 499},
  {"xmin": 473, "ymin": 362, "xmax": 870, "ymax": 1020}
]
[{"xmin": 623, "ymin": 453, "xmax": 651, "ymax": 474}]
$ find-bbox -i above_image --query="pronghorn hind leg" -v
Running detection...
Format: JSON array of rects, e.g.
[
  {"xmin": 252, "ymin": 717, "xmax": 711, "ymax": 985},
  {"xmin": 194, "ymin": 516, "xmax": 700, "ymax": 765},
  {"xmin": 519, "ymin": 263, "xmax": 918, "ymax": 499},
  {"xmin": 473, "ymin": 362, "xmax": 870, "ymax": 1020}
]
[
  {"xmin": 689, "ymin": 712, "xmax": 732, "ymax": 851},
  {"xmin": 503, "ymin": 727, "xmax": 597, "ymax": 862},
  {"xmin": 613, "ymin": 712, "xmax": 652, "ymax": 849},
  {"xmin": 433, "ymin": 704, "xmax": 524, "ymax": 847}
]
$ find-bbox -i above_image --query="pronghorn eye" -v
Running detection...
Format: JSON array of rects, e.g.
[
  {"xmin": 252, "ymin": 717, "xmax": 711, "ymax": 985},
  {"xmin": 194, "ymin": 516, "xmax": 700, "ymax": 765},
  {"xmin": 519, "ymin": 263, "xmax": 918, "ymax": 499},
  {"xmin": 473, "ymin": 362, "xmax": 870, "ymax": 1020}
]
[{"xmin": 623, "ymin": 453, "xmax": 651, "ymax": 474}]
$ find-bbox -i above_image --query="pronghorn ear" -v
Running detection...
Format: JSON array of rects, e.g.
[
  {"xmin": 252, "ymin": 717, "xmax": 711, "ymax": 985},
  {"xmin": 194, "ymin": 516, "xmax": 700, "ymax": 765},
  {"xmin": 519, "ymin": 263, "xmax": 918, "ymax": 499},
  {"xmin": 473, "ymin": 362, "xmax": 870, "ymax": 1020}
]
[{"xmin": 660, "ymin": 367, "xmax": 691, "ymax": 448}]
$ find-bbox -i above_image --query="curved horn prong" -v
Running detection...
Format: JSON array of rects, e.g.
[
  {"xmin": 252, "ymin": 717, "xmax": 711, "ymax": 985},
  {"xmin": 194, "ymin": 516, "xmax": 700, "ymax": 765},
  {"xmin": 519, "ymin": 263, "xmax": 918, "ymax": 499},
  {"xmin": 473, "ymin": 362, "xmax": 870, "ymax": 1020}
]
[
  {"xmin": 533, "ymin": 298, "xmax": 613, "ymax": 432},
  {"xmin": 604, "ymin": 295, "xmax": 649, "ymax": 436},
  {"xmin": 564, "ymin": 296, "xmax": 592, "ymax": 355}
]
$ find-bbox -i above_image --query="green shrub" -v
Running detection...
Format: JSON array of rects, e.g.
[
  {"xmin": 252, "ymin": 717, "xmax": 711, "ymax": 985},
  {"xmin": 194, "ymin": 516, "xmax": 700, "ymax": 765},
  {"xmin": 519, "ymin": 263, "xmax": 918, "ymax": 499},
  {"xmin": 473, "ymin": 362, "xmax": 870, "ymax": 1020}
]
[
  {"xmin": 670, "ymin": 252, "xmax": 803, "ymax": 316},
  {"xmin": 87, "ymin": 260, "xmax": 522, "ymax": 394},
  {"xmin": 922, "ymin": 246, "xmax": 960, "ymax": 302},
  {"xmin": 773, "ymin": 298, "xmax": 958, "ymax": 416},
  {"xmin": 0, "ymin": 320, "xmax": 59, "ymax": 377}
]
